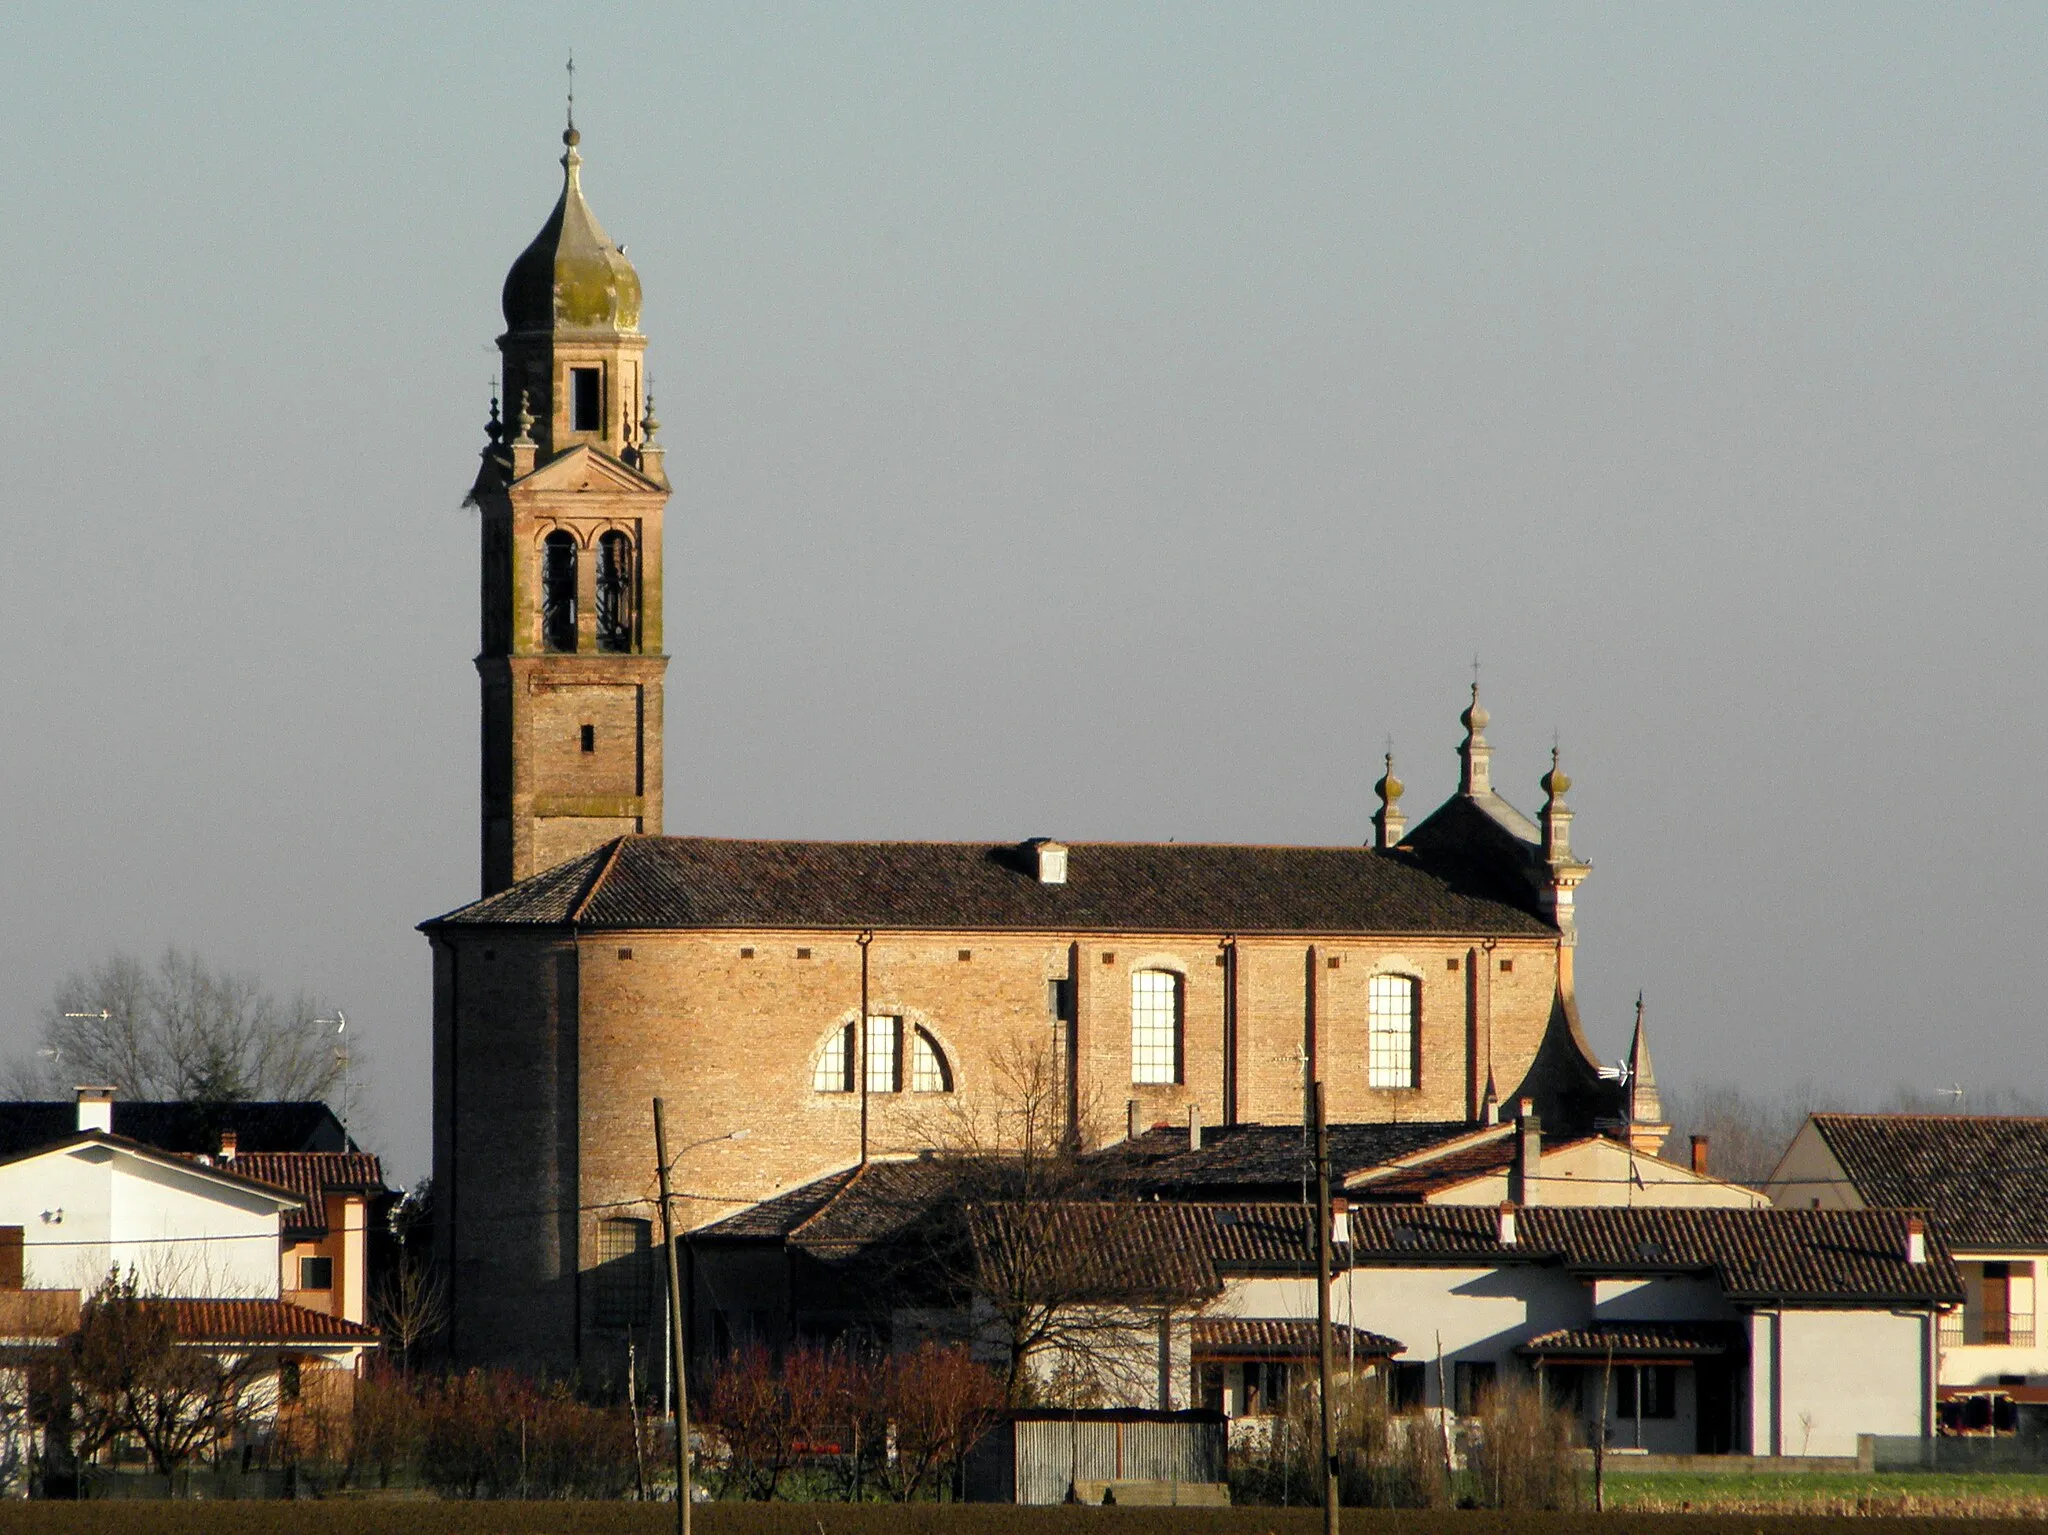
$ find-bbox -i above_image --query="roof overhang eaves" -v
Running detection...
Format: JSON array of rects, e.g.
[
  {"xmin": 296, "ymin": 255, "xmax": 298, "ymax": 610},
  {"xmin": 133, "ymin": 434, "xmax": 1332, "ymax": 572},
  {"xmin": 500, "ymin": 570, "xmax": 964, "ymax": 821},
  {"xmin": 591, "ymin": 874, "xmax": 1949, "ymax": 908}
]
[{"xmin": 423, "ymin": 918, "xmax": 1556, "ymax": 940}]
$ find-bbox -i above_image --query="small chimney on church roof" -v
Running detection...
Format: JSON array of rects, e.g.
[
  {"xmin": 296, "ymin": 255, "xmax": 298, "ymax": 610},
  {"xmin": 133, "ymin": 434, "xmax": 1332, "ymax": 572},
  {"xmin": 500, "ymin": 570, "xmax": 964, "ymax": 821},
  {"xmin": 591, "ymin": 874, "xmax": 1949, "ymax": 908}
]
[{"xmin": 1025, "ymin": 839, "xmax": 1068, "ymax": 885}]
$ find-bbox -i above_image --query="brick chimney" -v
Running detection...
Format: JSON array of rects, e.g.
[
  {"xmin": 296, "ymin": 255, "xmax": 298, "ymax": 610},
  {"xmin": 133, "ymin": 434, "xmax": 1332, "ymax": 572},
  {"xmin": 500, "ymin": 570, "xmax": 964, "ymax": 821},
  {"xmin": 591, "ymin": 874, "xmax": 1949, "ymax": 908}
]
[
  {"xmin": 74, "ymin": 1086, "xmax": 115, "ymax": 1136},
  {"xmin": 218, "ymin": 1130, "xmax": 239, "ymax": 1164},
  {"xmin": 1690, "ymin": 1135, "xmax": 1710, "ymax": 1177},
  {"xmin": 1507, "ymin": 1099, "xmax": 1542, "ymax": 1207}
]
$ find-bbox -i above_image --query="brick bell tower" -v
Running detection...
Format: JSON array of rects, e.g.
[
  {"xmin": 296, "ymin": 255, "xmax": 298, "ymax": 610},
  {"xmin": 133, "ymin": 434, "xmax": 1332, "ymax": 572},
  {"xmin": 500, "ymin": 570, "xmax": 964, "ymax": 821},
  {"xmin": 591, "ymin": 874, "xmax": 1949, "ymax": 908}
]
[{"xmin": 470, "ymin": 115, "xmax": 668, "ymax": 895}]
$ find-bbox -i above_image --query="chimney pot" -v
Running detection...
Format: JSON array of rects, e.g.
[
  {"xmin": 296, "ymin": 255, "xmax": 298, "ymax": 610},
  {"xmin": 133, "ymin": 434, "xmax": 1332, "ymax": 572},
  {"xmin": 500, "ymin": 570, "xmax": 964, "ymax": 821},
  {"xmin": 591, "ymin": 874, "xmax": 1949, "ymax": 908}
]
[
  {"xmin": 1906, "ymin": 1216, "xmax": 1926, "ymax": 1266},
  {"xmin": 1331, "ymin": 1195, "xmax": 1350, "ymax": 1249},
  {"xmin": 1498, "ymin": 1201, "xmax": 1519, "ymax": 1246},
  {"xmin": 74, "ymin": 1086, "xmax": 115, "ymax": 1136},
  {"xmin": 1690, "ymin": 1135, "xmax": 1710, "ymax": 1177},
  {"xmin": 1127, "ymin": 1099, "xmax": 1139, "ymax": 1143},
  {"xmin": 218, "ymin": 1130, "xmax": 238, "ymax": 1163},
  {"xmin": 1187, "ymin": 1103, "xmax": 1203, "ymax": 1153}
]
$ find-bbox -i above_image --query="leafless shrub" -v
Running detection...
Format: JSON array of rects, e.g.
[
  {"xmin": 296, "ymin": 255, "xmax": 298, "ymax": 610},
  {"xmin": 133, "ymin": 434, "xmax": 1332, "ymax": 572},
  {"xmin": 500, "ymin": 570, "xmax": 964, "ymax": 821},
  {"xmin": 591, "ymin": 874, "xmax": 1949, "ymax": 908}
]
[{"xmin": 1467, "ymin": 1377, "xmax": 1579, "ymax": 1511}]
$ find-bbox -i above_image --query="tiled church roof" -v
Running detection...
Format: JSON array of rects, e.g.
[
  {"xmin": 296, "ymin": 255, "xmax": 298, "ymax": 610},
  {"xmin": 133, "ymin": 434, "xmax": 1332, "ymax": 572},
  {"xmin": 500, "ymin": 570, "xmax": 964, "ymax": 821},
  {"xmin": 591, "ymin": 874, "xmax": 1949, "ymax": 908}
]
[
  {"xmin": 1807, "ymin": 1114, "xmax": 2048, "ymax": 1251},
  {"xmin": 424, "ymin": 836, "xmax": 1554, "ymax": 936},
  {"xmin": 1090, "ymin": 1121, "xmax": 1481, "ymax": 1200}
]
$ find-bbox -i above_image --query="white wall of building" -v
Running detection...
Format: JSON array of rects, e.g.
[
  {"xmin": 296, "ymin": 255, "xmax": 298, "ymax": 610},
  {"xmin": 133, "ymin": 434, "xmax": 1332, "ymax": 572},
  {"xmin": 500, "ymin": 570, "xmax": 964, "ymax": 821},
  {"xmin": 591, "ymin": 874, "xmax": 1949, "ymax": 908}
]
[
  {"xmin": 0, "ymin": 1141, "xmax": 287, "ymax": 1298},
  {"xmin": 1749, "ymin": 1308, "xmax": 1930, "ymax": 1456},
  {"xmin": 1430, "ymin": 1141, "xmax": 1769, "ymax": 1210}
]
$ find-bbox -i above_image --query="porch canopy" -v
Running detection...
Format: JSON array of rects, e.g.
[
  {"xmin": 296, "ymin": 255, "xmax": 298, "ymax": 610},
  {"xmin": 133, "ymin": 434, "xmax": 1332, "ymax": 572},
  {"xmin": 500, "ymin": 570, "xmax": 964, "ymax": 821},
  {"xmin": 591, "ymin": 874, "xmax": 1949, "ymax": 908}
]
[
  {"xmin": 1516, "ymin": 1321, "xmax": 1736, "ymax": 1366},
  {"xmin": 1192, "ymin": 1318, "xmax": 1403, "ymax": 1363}
]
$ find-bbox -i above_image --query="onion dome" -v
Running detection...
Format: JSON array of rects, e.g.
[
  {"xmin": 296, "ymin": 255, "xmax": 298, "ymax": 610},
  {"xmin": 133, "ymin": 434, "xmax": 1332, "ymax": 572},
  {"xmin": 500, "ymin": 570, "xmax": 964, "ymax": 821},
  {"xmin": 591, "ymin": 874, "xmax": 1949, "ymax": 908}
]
[
  {"xmin": 1374, "ymin": 752, "xmax": 1403, "ymax": 807},
  {"xmin": 1540, "ymin": 746, "xmax": 1570, "ymax": 801},
  {"xmin": 1460, "ymin": 683, "xmax": 1489, "ymax": 735},
  {"xmin": 501, "ymin": 127, "xmax": 642, "ymax": 336}
]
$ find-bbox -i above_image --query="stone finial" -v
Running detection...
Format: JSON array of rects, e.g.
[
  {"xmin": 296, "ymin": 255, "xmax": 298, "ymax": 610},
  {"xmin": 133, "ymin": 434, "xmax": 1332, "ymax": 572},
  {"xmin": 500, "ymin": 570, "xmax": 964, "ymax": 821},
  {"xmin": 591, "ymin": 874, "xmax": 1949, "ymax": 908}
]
[
  {"xmin": 485, "ymin": 391, "xmax": 503, "ymax": 446},
  {"xmin": 1458, "ymin": 683, "xmax": 1492, "ymax": 796},
  {"xmin": 1372, "ymin": 752, "xmax": 1406, "ymax": 850},
  {"xmin": 510, "ymin": 389, "xmax": 539, "ymax": 477},
  {"xmin": 635, "ymin": 390, "xmax": 667, "ymax": 483}
]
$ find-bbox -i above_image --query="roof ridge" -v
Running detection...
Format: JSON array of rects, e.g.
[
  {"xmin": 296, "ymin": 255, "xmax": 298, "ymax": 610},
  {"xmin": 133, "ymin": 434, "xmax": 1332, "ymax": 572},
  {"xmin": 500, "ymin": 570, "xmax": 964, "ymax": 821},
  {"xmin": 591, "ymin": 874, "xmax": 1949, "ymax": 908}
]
[{"xmin": 568, "ymin": 837, "xmax": 633, "ymax": 924}]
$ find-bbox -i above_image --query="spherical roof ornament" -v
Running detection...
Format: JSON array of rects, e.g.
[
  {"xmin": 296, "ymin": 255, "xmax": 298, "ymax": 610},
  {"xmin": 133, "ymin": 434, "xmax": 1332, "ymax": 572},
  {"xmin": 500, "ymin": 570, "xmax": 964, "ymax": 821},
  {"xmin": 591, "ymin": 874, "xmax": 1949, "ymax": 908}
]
[
  {"xmin": 1460, "ymin": 682, "xmax": 1489, "ymax": 736},
  {"xmin": 1374, "ymin": 752, "xmax": 1403, "ymax": 808},
  {"xmin": 1540, "ymin": 744, "xmax": 1571, "ymax": 802}
]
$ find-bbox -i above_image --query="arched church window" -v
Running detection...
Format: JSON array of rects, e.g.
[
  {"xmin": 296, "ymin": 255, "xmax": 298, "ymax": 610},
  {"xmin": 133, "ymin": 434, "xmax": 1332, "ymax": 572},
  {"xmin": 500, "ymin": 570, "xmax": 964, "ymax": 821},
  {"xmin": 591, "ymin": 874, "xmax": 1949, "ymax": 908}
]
[
  {"xmin": 596, "ymin": 531, "xmax": 635, "ymax": 652},
  {"xmin": 1131, "ymin": 969, "xmax": 1182, "ymax": 1085},
  {"xmin": 813, "ymin": 1023, "xmax": 855, "ymax": 1093},
  {"xmin": 910, "ymin": 1027, "xmax": 952, "ymax": 1093},
  {"xmin": 1368, "ymin": 974, "xmax": 1418, "ymax": 1089},
  {"xmin": 542, "ymin": 531, "xmax": 577, "ymax": 652}
]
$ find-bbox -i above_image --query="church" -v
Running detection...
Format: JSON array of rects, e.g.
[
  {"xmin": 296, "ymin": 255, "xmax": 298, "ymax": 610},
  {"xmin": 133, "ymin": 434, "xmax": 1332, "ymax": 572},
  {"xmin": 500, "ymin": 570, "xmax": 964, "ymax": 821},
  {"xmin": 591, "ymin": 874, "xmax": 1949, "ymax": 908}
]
[{"xmin": 423, "ymin": 123, "xmax": 1653, "ymax": 1375}]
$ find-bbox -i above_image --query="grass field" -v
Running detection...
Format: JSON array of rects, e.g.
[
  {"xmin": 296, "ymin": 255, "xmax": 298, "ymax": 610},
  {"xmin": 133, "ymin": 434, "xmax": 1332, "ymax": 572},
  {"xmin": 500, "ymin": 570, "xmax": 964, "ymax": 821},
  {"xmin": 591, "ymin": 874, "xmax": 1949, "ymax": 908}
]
[
  {"xmin": 1603, "ymin": 1469, "xmax": 2048, "ymax": 1518},
  {"xmin": 0, "ymin": 1505, "xmax": 2043, "ymax": 1534}
]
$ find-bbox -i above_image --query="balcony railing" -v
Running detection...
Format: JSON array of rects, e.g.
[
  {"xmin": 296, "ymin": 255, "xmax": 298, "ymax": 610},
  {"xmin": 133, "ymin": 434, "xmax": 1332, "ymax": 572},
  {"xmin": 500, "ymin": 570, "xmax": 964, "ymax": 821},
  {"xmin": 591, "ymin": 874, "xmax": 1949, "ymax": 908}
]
[{"xmin": 1940, "ymin": 1315, "xmax": 2035, "ymax": 1348}]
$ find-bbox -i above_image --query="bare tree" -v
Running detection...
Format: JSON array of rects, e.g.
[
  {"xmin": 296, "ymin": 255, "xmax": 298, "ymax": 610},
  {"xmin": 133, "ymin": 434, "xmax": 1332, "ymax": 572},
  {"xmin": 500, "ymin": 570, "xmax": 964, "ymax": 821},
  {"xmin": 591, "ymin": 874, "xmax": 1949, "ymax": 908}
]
[
  {"xmin": 909, "ymin": 1035, "xmax": 1213, "ymax": 1405},
  {"xmin": 5, "ymin": 948, "xmax": 349, "ymax": 1104},
  {"xmin": 373, "ymin": 1256, "xmax": 449, "ymax": 1373},
  {"xmin": 67, "ymin": 1270, "xmax": 267, "ymax": 1476}
]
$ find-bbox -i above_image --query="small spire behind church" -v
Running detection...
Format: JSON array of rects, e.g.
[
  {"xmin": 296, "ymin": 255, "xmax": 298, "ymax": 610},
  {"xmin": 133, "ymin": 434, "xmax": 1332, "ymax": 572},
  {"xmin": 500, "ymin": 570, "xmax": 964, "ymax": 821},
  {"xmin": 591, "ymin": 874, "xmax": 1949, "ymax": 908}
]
[
  {"xmin": 1625, "ymin": 994, "xmax": 1670, "ymax": 1157},
  {"xmin": 1373, "ymin": 750, "xmax": 1406, "ymax": 850}
]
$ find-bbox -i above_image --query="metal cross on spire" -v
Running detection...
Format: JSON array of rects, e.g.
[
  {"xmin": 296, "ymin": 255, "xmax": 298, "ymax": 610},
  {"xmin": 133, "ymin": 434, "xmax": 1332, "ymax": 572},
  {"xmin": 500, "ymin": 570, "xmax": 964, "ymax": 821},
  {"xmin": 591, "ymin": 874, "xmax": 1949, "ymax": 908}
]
[{"xmin": 566, "ymin": 52, "xmax": 576, "ymax": 131}]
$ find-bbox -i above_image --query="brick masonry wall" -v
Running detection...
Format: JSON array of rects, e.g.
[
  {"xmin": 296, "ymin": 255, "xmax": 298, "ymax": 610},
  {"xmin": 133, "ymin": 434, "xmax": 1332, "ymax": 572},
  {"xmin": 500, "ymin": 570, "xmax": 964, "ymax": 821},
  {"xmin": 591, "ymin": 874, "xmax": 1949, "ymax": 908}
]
[{"xmin": 436, "ymin": 922, "xmax": 1565, "ymax": 1375}]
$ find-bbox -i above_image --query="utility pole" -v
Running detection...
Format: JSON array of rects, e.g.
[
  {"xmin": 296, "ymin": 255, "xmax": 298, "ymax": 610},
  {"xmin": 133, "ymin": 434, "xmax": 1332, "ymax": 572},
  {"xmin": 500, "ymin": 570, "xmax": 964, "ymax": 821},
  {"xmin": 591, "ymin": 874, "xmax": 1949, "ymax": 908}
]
[
  {"xmin": 653, "ymin": 1098, "xmax": 692, "ymax": 1535},
  {"xmin": 857, "ymin": 931, "xmax": 874, "ymax": 1166},
  {"xmin": 1314, "ymin": 1080, "xmax": 1339, "ymax": 1533}
]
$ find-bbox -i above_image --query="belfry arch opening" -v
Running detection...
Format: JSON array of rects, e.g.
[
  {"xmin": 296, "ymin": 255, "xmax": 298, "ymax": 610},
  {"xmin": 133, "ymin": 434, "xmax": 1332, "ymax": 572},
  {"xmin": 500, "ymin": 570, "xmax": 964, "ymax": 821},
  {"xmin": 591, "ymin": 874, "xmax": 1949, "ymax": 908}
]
[
  {"xmin": 542, "ymin": 531, "xmax": 577, "ymax": 652},
  {"xmin": 596, "ymin": 531, "xmax": 634, "ymax": 652}
]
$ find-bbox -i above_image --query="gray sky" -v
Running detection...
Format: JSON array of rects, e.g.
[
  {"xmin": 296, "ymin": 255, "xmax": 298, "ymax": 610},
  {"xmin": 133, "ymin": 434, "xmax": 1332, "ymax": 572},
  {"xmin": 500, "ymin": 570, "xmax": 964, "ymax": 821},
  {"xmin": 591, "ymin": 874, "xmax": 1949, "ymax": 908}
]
[{"xmin": 4, "ymin": 3, "xmax": 2044, "ymax": 1182}]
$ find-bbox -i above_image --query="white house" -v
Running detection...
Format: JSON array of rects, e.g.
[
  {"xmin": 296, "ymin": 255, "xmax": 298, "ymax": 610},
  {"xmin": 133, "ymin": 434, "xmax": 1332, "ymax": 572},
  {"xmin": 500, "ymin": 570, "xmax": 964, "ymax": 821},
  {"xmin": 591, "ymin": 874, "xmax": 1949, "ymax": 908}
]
[
  {"xmin": 1204, "ymin": 1203, "xmax": 1954, "ymax": 1458},
  {"xmin": 0, "ymin": 1088, "xmax": 380, "ymax": 1466},
  {"xmin": 1767, "ymin": 1113, "xmax": 2048, "ymax": 1434}
]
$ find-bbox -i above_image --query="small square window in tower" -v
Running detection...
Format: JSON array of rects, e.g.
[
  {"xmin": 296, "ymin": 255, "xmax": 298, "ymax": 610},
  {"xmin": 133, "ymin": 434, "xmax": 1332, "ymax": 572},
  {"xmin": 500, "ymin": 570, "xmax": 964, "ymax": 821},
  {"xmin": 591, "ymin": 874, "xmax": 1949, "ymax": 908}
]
[{"xmin": 571, "ymin": 367, "xmax": 602, "ymax": 432}]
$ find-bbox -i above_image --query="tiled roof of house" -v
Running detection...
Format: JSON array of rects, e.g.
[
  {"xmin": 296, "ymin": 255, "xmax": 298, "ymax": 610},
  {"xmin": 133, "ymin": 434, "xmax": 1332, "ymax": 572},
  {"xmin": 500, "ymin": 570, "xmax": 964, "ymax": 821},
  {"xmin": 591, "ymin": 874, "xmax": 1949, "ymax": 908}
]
[
  {"xmin": 0, "ymin": 1102, "xmax": 354, "ymax": 1159},
  {"xmin": 1345, "ymin": 1205, "xmax": 1962, "ymax": 1304},
  {"xmin": 1192, "ymin": 1318, "xmax": 1404, "ymax": 1359},
  {"xmin": 1517, "ymin": 1322, "xmax": 1737, "ymax": 1359},
  {"xmin": 1348, "ymin": 1136, "xmax": 1519, "ymax": 1200},
  {"xmin": 148, "ymin": 1298, "xmax": 379, "ymax": 1344},
  {"xmin": 1093, "ymin": 1121, "xmax": 1482, "ymax": 1200},
  {"xmin": 692, "ymin": 1159, "xmax": 965, "ymax": 1249},
  {"xmin": 423, "ymin": 836, "xmax": 1555, "ymax": 937},
  {"xmin": 210, "ymin": 1153, "xmax": 389, "ymax": 1237},
  {"xmin": 1807, "ymin": 1114, "xmax": 2048, "ymax": 1251},
  {"xmin": 967, "ymin": 1203, "xmax": 1224, "ymax": 1303}
]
